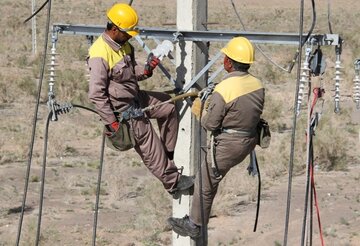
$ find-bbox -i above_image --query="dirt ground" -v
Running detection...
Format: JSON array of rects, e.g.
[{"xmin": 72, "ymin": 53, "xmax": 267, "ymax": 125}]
[
  {"xmin": 0, "ymin": 103, "xmax": 359, "ymax": 245},
  {"xmin": 1, "ymin": 0, "xmax": 360, "ymax": 245}
]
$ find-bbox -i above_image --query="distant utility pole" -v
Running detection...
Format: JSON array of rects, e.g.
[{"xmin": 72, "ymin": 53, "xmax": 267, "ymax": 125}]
[{"xmin": 31, "ymin": 0, "xmax": 37, "ymax": 54}]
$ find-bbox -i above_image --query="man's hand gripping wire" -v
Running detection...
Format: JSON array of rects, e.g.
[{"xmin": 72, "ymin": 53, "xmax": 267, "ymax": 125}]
[
  {"xmin": 143, "ymin": 53, "xmax": 160, "ymax": 78},
  {"xmin": 191, "ymin": 82, "xmax": 216, "ymax": 120},
  {"xmin": 199, "ymin": 82, "xmax": 216, "ymax": 101}
]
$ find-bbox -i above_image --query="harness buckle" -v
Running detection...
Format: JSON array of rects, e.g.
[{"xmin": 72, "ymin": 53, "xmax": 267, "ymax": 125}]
[
  {"xmin": 115, "ymin": 99, "xmax": 144, "ymax": 121},
  {"xmin": 221, "ymin": 128, "xmax": 255, "ymax": 137},
  {"xmin": 120, "ymin": 106, "xmax": 143, "ymax": 121}
]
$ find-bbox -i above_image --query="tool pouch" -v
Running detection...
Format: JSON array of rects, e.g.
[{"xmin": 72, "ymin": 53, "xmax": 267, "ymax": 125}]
[
  {"xmin": 257, "ymin": 118, "xmax": 271, "ymax": 149},
  {"xmin": 104, "ymin": 120, "xmax": 135, "ymax": 151}
]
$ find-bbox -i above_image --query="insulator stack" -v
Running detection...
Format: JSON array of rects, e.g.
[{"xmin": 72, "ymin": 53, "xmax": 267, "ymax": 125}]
[
  {"xmin": 48, "ymin": 38, "xmax": 59, "ymax": 101},
  {"xmin": 333, "ymin": 44, "xmax": 343, "ymax": 114},
  {"xmin": 333, "ymin": 58, "xmax": 343, "ymax": 113},
  {"xmin": 296, "ymin": 48, "xmax": 311, "ymax": 116},
  {"xmin": 353, "ymin": 59, "xmax": 360, "ymax": 109},
  {"xmin": 48, "ymin": 31, "xmax": 60, "ymax": 121}
]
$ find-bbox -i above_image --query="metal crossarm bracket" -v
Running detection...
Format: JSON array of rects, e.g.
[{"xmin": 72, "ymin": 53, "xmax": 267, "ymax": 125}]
[
  {"xmin": 53, "ymin": 23, "xmax": 341, "ymax": 46},
  {"xmin": 52, "ymin": 23, "xmax": 342, "ymax": 93},
  {"xmin": 182, "ymin": 51, "xmax": 222, "ymax": 92}
]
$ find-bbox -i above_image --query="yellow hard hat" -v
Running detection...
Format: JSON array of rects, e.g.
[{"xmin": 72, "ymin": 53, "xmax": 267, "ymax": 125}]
[
  {"xmin": 107, "ymin": 3, "xmax": 139, "ymax": 37},
  {"xmin": 221, "ymin": 37, "xmax": 255, "ymax": 64}
]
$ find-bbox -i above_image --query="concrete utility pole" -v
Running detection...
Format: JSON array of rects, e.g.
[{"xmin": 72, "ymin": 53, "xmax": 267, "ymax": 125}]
[{"xmin": 173, "ymin": 0, "xmax": 208, "ymax": 245}]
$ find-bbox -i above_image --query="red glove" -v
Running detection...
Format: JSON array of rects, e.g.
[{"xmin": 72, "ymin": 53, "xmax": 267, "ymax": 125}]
[
  {"xmin": 106, "ymin": 121, "xmax": 120, "ymax": 133},
  {"xmin": 144, "ymin": 53, "xmax": 160, "ymax": 77}
]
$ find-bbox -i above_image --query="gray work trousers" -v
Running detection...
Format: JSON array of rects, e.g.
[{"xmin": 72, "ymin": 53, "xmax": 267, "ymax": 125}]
[
  {"xmin": 130, "ymin": 90, "xmax": 180, "ymax": 192},
  {"xmin": 190, "ymin": 133, "xmax": 257, "ymax": 225}
]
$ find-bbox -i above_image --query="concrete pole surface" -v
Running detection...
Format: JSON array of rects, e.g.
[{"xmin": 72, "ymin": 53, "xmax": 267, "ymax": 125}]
[{"xmin": 174, "ymin": 0, "xmax": 208, "ymax": 245}]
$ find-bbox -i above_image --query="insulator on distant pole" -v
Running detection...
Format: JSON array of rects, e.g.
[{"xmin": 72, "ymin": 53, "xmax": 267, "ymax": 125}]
[
  {"xmin": 353, "ymin": 59, "xmax": 360, "ymax": 109},
  {"xmin": 333, "ymin": 43, "xmax": 343, "ymax": 114},
  {"xmin": 333, "ymin": 60, "xmax": 342, "ymax": 114},
  {"xmin": 47, "ymin": 30, "xmax": 59, "ymax": 121},
  {"xmin": 296, "ymin": 48, "xmax": 312, "ymax": 116}
]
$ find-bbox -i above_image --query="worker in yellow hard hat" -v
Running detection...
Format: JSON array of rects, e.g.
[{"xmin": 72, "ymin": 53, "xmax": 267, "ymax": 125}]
[
  {"xmin": 87, "ymin": 3, "xmax": 194, "ymax": 197},
  {"xmin": 106, "ymin": 3, "xmax": 139, "ymax": 42},
  {"xmin": 168, "ymin": 37, "xmax": 265, "ymax": 239}
]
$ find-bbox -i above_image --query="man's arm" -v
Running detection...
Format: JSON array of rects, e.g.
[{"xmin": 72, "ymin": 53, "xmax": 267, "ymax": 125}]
[
  {"xmin": 88, "ymin": 57, "xmax": 117, "ymax": 125},
  {"xmin": 201, "ymin": 92, "xmax": 226, "ymax": 131},
  {"xmin": 134, "ymin": 54, "xmax": 160, "ymax": 81}
]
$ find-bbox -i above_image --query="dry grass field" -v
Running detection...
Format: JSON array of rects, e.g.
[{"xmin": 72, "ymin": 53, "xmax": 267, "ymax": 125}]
[{"xmin": 0, "ymin": 0, "xmax": 359, "ymax": 245}]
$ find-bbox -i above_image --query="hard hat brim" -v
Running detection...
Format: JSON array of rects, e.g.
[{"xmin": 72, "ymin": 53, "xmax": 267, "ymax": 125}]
[{"xmin": 127, "ymin": 29, "xmax": 139, "ymax": 37}]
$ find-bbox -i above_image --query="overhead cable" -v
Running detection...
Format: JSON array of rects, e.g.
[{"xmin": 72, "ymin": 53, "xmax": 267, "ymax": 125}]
[
  {"xmin": 229, "ymin": 0, "xmax": 289, "ymax": 73},
  {"xmin": 327, "ymin": 0, "xmax": 333, "ymax": 34},
  {"xmin": 287, "ymin": 0, "xmax": 316, "ymax": 73},
  {"xmin": 23, "ymin": 0, "xmax": 50, "ymax": 23}
]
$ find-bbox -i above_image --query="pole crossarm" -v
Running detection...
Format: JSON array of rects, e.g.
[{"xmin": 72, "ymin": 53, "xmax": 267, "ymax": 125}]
[{"xmin": 53, "ymin": 23, "xmax": 341, "ymax": 46}]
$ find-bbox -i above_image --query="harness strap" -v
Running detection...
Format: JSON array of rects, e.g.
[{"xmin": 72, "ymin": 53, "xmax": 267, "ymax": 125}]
[
  {"xmin": 210, "ymin": 134, "xmax": 222, "ymax": 180},
  {"xmin": 221, "ymin": 128, "xmax": 256, "ymax": 137},
  {"xmin": 114, "ymin": 99, "xmax": 144, "ymax": 121},
  {"xmin": 120, "ymin": 105, "xmax": 144, "ymax": 120}
]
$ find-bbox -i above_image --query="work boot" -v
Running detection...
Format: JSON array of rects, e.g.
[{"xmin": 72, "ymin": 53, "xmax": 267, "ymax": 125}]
[
  {"xmin": 169, "ymin": 175, "xmax": 194, "ymax": 199},
  {"xmin": 170, "ymin": 185, "xmax": 194, "ymax": 199},
  {"xmin": 167, "ymin": 215, "xmax": 201, "ymax": 238},
  {"xmin": 175, "ymin": 175, "xmax": 194, "ymax": 191}
]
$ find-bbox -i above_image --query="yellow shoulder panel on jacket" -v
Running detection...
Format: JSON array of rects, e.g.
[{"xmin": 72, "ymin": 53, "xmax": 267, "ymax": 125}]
[
  {"xmin": 89, "ymin": 37, "xmax": 126, "ymax": 69},
  {"xmin": 214, "ymin": 75, "xmax": 263, "ymax": 103}
]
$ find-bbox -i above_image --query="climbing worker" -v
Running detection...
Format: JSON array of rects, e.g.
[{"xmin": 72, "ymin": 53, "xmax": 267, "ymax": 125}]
[
  {"xmin": 87, "ymin": 3, "xmax": 193, "ymax": 197},
  {"xmin": 167, "ymin": 37, "xmax": 265, "ymax": 238}
]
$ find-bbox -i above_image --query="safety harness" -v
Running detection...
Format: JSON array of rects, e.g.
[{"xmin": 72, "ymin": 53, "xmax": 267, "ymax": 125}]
[
  {"xmin": 209, "ymin": 134, "xmax": 222, "ymax": 179},
  {"xmin": 116, "ymin": 102, "xmax": 144, "ymax": 121},
  {"xmin": 106, "ymin": 92, "xmax": 199, "ymax": 152},
  {"xmin": 210, "ymin": 128, "xmax": 257, "ymax": 180}
]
